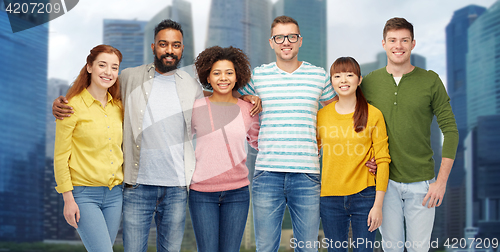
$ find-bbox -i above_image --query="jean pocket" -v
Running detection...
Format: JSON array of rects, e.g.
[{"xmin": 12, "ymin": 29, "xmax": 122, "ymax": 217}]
[
  {"xmin": 303, "ymin": 173, "xmax": 320, "ymax": 184},
  {"xmin": 253, "ymin": 170, "xmax": 267, "ymax": 180},
  {"xmin": 124, "ymin": 183, "xmax": 140, "ymax": 190},
  {"xmin": 358, "ymin": 186, "xmax": 376, "ymax": 198}
]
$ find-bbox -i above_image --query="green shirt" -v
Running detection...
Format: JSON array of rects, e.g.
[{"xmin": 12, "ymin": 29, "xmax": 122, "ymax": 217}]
[{"xmin": 361, "ymin": 66, "xmax": 458, "ymax": 183}]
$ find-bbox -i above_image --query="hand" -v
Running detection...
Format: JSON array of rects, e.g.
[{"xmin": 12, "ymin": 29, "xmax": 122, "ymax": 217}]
[
  {"xmin": 63, "ymin": 198, "xmax": 80, "ymax": 229},
  {"xmin": 365, "ymin": 158, "xmax": 377, "ymax": 175},
  {"xmin": 241, "ymin": 95, "xmax": 262, "ymax": 116},
  {"xmin": 53, "ymin": 96, "xmax": 73, "ymax": 120},
  {"xmin": 422, "ymin": 180, "xmax": 446, "ymax": 208},
  {"xmin": 367, "ymin": 206, "xmax": 382, "ymax": 232}
]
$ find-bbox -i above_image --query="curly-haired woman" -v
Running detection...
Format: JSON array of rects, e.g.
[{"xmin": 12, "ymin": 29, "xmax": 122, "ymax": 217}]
[{"xmin": 189, "ymin": 46, "xmax": 260, "ymax": 252}]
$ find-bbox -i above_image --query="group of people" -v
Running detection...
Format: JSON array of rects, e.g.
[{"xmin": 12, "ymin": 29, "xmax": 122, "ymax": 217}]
[{"xmin": 52, "ymin": 15, "xmax": 458, "ymax": 252}]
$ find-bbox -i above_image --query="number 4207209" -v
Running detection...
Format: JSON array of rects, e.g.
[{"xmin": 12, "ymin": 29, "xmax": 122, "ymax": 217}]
[{"xmin": 444, "ymin": 238, "xmax": 498, "ymax": 249}]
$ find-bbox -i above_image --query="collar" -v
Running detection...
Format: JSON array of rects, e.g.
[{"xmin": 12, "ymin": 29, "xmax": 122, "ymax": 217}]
[{"xmin": 81, "ymin": 88, "xmax": 114, "ymax": 108}]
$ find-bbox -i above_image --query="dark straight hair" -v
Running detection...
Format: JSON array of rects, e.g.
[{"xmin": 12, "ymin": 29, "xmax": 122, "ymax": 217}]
[{"xmin": 330, "ymin": 57, "xmax": 368, "ymax": 133}]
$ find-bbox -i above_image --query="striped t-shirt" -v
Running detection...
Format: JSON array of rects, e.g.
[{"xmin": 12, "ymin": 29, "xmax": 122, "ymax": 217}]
[{"xmin": 239, "ymin": 62, "xmax": 335, "ymax": 173}]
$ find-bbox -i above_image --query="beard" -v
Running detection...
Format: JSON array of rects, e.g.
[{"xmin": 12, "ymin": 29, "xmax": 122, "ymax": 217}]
[{"xmin": 154, "ymin": 50, "xmax": 182, "ymax": 74}]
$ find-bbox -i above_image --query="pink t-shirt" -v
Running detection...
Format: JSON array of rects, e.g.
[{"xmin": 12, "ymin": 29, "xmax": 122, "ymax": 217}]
[{"xmin": 190, "ymin": 97, "xmax": 260, "ymax": 192}]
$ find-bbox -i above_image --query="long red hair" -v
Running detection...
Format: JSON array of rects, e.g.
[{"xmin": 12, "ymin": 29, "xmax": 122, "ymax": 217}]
[
  {"xmin": 330, "ymin": 57, "xmax": 368, "ymax": 133},
  {"xmin": 66, "ymin": 44, "xmax": 123, "ymax": 102}
]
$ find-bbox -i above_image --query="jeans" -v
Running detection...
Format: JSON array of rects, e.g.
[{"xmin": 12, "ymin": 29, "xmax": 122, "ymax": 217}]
[
  {"xmin": 252, "ymin": 171, "xmax": 321, "ymax": 252},
  {"xmin": 72, "ymin": 185, "xmax": 123, "ymax": 252},
  {"xmin": 189, "ymin": 186, "xmax": 250, "ymax": 252},
  {"xmin": 122, "ymin": 184, "xmax": 187, "ymax": 252},
  {"xmin": 379, "ymin": 179, "xmax": 436, "ymax": 252},
  {"xmin": 320, "ymin": 186, "xmax": 376, "ymax": 252}
]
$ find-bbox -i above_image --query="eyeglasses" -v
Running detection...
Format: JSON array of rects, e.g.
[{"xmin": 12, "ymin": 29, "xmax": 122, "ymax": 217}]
[{"xmin": 270, "ymin": 34, "xmax": 301, "ymax": 44}]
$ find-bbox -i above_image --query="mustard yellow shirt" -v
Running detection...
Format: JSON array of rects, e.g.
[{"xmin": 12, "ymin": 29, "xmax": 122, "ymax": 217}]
[
  {"xmin": 54, "ymin": 88, "xmax": 124, "ymax": 193},
  {"xmin": 317, "ymin": 101, "xmax": 390, "ymax": 196}
]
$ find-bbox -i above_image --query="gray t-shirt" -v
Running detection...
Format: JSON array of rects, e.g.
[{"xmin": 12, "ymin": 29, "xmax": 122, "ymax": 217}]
[{"xmin": 137, "ymin": 72, "xmax": 186, "ymax": 186}]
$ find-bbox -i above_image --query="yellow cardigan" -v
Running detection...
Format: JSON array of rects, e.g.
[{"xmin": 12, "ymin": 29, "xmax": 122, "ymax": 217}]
[{"xmin": 317, "ymin": 101, "xmax": 390, "ymax": 196}]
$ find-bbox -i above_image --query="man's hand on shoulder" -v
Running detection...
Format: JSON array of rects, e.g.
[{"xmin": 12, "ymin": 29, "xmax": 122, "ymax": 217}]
[
  {"xmin": 240, "ymin": 95, "xmax": 262, "ymax": 116},
  {"xmin": 53, "ymin": 96, "xmax": 73, "ymax": 120}
]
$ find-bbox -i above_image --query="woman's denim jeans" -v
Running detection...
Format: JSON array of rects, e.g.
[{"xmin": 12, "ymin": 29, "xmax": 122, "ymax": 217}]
[
  {"xmin": 73, "ymin": 185, "xmax": 123, "ymax": 252},
  {"xmin": 189, "ymin": 186, "xmax": 250, "ymax": 252},
  {"xmin": 320, "ymin": 186, "xmax": 376, "ymax": 252}
]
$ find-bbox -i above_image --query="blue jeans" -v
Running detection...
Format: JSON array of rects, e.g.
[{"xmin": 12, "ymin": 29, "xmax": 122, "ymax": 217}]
[
  {"xmin": 252, "ymin": 171, "xmax": 321, "ymax": 252},
  {"xmin": 72, "ymin": 185, "xmax": 123, "ymax": 252},
  {"xmin": 320, "ymin": 186, "xmax": 376, "ymax": 252},
  {"xmin": 379, "ymin": 179, "xmax": 435, "ymax": 252},
  {"xmin": 189, "ymin": 186, "xmax": 250, "ymax": 252},
  {"xmin": 122, "ymin": 184, "xmax": 187, "ymax": 252}
]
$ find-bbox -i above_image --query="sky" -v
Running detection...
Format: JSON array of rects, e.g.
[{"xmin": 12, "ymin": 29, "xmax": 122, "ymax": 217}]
[{"xmin": 47, "ymin": 0, "xmax": 498, "ymax": 87}]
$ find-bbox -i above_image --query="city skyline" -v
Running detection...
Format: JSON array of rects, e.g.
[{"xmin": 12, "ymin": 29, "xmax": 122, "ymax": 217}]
[
  {"xmin": 47, "ymin": 0, "xmax": 497, "ymax": 86},
  {"xmin": 2, "ymin": 0, "xmax": 500, "ymax": 248}
]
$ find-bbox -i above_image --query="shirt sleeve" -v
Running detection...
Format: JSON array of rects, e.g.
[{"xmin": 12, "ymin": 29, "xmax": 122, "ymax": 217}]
[
  {"xmin": 371, "ymin": 108, "xmax": 391, "ymax": 192},
  {"xmin": 53, "ymin": 101, "xmax": 78, "ymax": 194},
  {"xmin": 431, "ymin": 72, "xmax": 459, "ymax": 160},
  {"xmin": 319, "ymin": 72, "xmax": 336, "ymax": 102},
  {"xmin": 238, "ymin": 72, "xmax": 257, "ymax": 96}
]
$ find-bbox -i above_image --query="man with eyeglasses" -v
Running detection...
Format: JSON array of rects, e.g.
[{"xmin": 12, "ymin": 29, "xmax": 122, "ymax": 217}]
[{"xmin": 238, "ymin": 16, "xmax": 335, "ymax": 252}]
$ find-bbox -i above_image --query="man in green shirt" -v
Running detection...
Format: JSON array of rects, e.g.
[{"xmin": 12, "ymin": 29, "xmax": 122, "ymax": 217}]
[{"xmin": 361, "ymin": 17, "xmax": 458, "ymax": 252}]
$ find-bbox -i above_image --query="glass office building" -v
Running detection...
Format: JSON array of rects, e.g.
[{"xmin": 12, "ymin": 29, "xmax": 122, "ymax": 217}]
[
  {"xmin": 466, "ymin": 1, "xmax": 500, "ymax": 130},
  {"xmin": 273, "ymin": 0, "xmax": 327, "ymax": 70},
  {"xmin": 444, "ymin": 4, "xmax": 486, "ymax": 240},
  {"xmin": 465, "ymin": 0, "xmax": 500, "ymax": 240},
  {"xmin": 0, "ymin": 2, "xmax": 48, "ymax": 242},
  {"xmin": 205, "ymin": 0, "xmax": 272, "ymax": 69},
  {"xmin": 103, "ymin": 19, "xmax": 148, "ymax": 74}
]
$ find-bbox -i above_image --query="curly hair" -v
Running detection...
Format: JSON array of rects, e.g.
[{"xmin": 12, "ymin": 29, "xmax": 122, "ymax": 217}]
[{"xmin": 195, "ymin": 46, "xmax": 251, "ymax": 91}]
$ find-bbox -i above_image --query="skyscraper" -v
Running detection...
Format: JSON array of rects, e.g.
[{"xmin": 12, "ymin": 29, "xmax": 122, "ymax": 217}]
[
  {"xmin": 0, "ymin": 1, "xmax": 48, "ymax": 242},
  {"xmin": 444, "ymin": 4, "xmax": 486, "ymax": 241},
  {"xmin": 43, "ymin": 79, "xmax": 76, "ymax": 241},
  {"xmin": 465, "ymin": 0, "xmax": 500, "ymax": 240},
  {"xmin": 447, "ymin": 5, "xmax": 486, "ymax": 131},
  {"xmin": 466, "ymin": 1, "xmax": 500, "ymax": 130},
  {"xmin": 103, "ymin": 19, "xmax": 148, "ymax": 73},
  {"xmin": 273, "ymin": 0, "xmax": 327, "ymax": 70},
  {"xmin": 144, "ymin": 0, "xmax": 195, "ymax": 68},
  {"xmin": 205, "ymin": 0, "xmax": 272, "ymax": 69}
]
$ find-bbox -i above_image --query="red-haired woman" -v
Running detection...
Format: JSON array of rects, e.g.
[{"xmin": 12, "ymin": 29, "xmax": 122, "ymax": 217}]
[
  {"xmin": 317, "ymin": 57, "xmax": 390, "ymax": 252},
  {"xmin": 54, "ymin": 44, "xmax": 124, "ymax": 252}
]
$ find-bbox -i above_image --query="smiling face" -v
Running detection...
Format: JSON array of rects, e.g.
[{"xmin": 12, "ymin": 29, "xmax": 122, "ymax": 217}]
[
  {"xmin": 87, "ymin": 52, "xmax": 120, "ymax": 91},
  {"xmin": 208, "ymin": 60, "xmax": 237, "ymax": 97},
  {"xmin": 269, "ymin": 23, "xmax": 302, "ymax": 63},
  {"xmin": 383, "ymin": 28, "xmax": 416, "ymax": 67},
  {"xmin": 331, "ymin": 72, "xmax": 362, "ymax": 98},
  {"xmin": 152, "ymin": 28, "xmax": 184, "ymax": 73}
]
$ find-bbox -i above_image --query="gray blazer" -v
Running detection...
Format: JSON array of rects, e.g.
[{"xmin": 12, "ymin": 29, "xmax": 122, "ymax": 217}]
[{"xmin": 119, "ymin": 63, "xmax": 203, "ymax": 187}]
